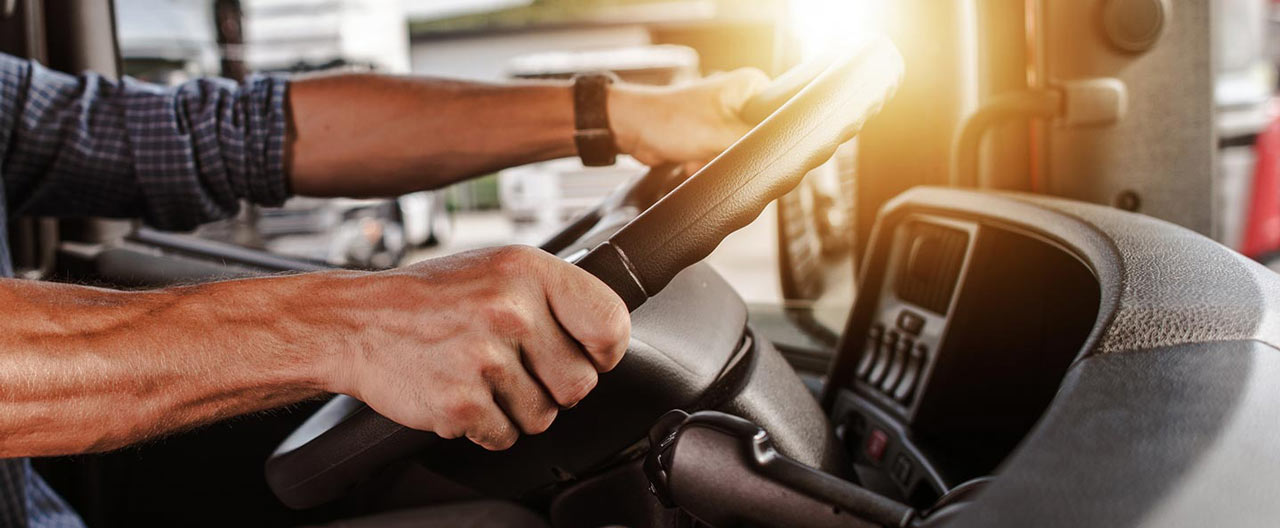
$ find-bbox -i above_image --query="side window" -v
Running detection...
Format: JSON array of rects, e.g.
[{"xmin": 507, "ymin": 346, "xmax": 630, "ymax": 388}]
[{"xmin": 115, "ymin": 0, "xmax": 427, "ymax": 270}]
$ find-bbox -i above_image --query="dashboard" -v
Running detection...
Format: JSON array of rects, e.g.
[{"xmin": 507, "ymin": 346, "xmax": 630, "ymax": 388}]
[{"xmin": 823, "ymin": 210, "xmax": 1100, "ymax": 507}]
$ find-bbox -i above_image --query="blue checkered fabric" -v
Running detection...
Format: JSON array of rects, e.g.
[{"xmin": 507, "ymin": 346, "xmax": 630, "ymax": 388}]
[{"xmin": 0, "ymin": 52, "xmax": 292, "ymax": 527}]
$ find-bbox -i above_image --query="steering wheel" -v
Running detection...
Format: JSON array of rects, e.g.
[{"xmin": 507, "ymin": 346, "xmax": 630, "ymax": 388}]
[
  {"xmin": 265, "ymin": 37, "xmax": 905, "ymax": 509},
  {"xmin": 539, "ymin": 51, "xmax": 843, "ymax": 258}
]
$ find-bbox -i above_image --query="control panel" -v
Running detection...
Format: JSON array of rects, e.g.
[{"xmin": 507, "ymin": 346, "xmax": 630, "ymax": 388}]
[
  {"xmin": 827, "ymin": 207, "xmax": 1099, "ymax": 507},
  {"xmin": 852, "ymin": 216, "xmax": 975, "ymax": 418}
]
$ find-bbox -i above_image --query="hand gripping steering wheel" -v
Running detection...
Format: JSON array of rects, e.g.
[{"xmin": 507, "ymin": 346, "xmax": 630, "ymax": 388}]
[{"xmin": 265, "ymin": 37, "xmax": 904, "ymax": 509}]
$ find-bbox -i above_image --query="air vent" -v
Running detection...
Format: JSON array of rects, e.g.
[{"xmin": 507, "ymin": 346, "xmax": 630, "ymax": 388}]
[{"xmin": 894, "ymin": 222, "xmax": 968, "ymax": 315}]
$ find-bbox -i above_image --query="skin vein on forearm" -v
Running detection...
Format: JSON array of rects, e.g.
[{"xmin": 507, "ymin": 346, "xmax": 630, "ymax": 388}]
[{"xmin": 0, "ymin": 277, "xmax": 331, "ymax": 457}]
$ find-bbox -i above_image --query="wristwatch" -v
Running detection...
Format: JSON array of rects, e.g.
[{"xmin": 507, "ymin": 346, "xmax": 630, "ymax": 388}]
[{"xmin": 572, "ymin": 72, "xmax": 620, "ymax": 167}]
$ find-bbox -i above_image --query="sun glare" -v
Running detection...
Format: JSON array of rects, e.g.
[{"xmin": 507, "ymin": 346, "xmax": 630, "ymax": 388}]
[{"xmin": 788, "ymin": 0, "xmax": 889, "ymax": 59}]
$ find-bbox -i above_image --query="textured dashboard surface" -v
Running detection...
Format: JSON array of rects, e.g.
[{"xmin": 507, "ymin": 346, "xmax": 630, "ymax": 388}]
[
  {"xmin": 859, "ymin": 188, "xmax": 1280, "ymax": 527},
  {"xmin": 947, "ymin": 341, "xmax": 1278, "ymax": 528},
  {"xmin": 1009, "ymin": 193, "xmax": 1280, "ymax": 355},
  {"xmin": 878, "ymin": 188, "xmax": 1280, "ymax": 361}
]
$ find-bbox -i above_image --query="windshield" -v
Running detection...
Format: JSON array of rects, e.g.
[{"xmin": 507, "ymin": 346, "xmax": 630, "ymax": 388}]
[{"xmin": 112, "ymin": 0, "xmax": 864, "ymax": 349}]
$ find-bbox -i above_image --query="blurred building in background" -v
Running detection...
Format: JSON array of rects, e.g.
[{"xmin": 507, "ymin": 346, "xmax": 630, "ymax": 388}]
[
  {"xmin": 115, "ymin": 0, "xmax": 220, "ymax": 82},
  {"xmin": 243, "ymin": 0, "xmax": 410, "ymax": 73},
  {"xmin": 408, "ymin": 0, "xmax": 786, "ymax": 81}
]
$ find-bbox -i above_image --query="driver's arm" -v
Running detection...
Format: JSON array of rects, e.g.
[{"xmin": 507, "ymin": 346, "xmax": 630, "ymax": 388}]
[
  {"xmin": 0, "ymin": 245, "xmax": 627, "ymax": 456},
  {"xmin": 285, "ymin": 70, "xmax": 766, "ymax": 196},
  {"xmin": 0, "ymin": 56, "xmax": 764, "ymax": 457},
  {"xmin": 0, "ymin": 52, "xmax": 764, "ymax": 227}
]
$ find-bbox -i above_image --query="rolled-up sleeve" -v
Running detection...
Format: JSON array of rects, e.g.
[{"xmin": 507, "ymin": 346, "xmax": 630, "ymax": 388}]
[{"xmin": 0, "ymin": 53, "xmax": 291, "ymax": 231}]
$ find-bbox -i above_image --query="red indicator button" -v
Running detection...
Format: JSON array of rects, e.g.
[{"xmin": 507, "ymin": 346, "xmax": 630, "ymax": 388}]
[{"xmin": 865, "ymin": 429, "xmax": 889, "ymax": 462}]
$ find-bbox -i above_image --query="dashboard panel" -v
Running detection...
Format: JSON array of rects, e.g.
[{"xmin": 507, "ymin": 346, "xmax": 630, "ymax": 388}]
[
  {"xmin": 825, "ymin": 210, "xmax": 1100, "ymax": 507},
  {"xmin": 803, "ymin": 187, "xmax": 1280, "ymax": 526},
  {"xmin": 854, "ymin": 215, "xmax": 975, "ymax": 418}
]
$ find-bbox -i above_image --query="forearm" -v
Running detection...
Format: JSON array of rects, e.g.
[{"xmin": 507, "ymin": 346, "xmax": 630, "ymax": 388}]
[
  {"xmin": 287, "ymin": 74, "xmax": 582, "ymax": 196},
  {"xmin": 283, "ymin": 69, "xmax": 764, "ymax": 198},
  {"xmin": 0, "ymin": 274, "xmax": 353, "ymax": 457}
]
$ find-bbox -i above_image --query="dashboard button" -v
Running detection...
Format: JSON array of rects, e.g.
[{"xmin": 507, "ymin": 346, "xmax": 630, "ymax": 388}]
[
  {"xmin": 880, "ymin": 336, "xmax": 913, "ymax": 394},
  {"xmin": 865, "ymin": 429, "xmax": 889, "ymax": 463},
  {"xmin": 892, "ymin": 454, "xmax": 913, "ymax": 485},
  {"xmin": 896, "ymin": 309, "xmax": 925, "ymax": 336},
  {"xmin": 868, "ymin": 330, "xmax": 897, "ymax": 384},
  {"xmin": 894, "ymin": 344, "xmax": 928, "ymax": 403},
  {"xmin": 856, "ymin": 324, "xmax": 884, "ymax": 378}
]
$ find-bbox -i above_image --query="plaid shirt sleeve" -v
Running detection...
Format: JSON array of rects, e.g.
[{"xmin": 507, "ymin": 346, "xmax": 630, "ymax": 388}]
[{"xmin": 0, "ymin": 53, "xmax": 291, "ymax": 231}]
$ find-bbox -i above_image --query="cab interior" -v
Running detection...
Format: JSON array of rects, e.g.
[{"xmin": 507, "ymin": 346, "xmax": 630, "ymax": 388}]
[{"xmin": 6, "ymin": 1, "xmax": 1280, "ymax": 527}]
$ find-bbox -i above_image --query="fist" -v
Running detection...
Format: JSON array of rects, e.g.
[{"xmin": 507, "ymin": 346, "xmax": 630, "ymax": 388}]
[{"xmin": 322, "ymin": 245, "xmax": 630, "ymax": 450}]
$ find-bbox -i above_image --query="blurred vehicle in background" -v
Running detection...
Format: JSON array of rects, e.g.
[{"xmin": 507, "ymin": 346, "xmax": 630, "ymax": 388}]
[
  {"xmin": 114, "ymin": 0, "xmax": 452, "ymax": 269},
  {"xmin": 114, "ymin": 0, "xmax": 220, "ymax": 83}
]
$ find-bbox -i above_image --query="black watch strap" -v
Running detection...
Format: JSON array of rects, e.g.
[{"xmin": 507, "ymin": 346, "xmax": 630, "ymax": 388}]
[{"xmin": 573, "ymin": 72, "xmax": 619, "ymax": 167}]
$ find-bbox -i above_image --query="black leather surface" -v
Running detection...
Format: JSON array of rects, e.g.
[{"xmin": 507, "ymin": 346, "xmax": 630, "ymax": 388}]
[{"xmin": 723, "ymin": 336, "xmax": 847, "ymax": 476}]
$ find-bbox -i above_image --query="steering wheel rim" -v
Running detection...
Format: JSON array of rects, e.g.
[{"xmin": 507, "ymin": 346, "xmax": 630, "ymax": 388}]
[
  {"xmin": 539, "ymin": 46, "xmax": 851, "ymax": 258},
  {"xmin": 265, "ymin": 37, "xmax": 905, "ymax": 510}
]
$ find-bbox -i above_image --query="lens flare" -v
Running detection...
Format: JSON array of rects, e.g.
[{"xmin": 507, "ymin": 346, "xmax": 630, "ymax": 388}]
[{"xmin": 788, "ymin": 0, "xmax": 889, "ymax": 59}]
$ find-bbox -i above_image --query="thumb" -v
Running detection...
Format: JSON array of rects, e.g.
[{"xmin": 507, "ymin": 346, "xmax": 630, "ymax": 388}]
[{"xmin": 713, "ymin": 67, "xmax": 771, "ymax": 115}]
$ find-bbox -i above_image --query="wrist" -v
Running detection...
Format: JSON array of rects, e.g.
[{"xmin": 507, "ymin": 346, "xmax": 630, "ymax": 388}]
[
  {"xmin": 606, "ymin": 83, "xmax": 649, "ymax": 158},
  {"xmin": 199, "ymin": 271, "xmax": 366, "ymax": 396},
  {"xmin": 286, "ymin": 270, "xmax": 370, "ymax": 395}
]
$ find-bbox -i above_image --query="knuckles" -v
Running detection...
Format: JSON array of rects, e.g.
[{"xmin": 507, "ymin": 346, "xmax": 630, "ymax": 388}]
[
  {"xmin": 476, "ymin": 295, "xmax": 532, "ymax": 337},
  {"xmin": 473, "ymin": 349, "xmax": 508, "ymax": 381},
  {"xmin": 488, "ymin": 245, "xmax": 546, "ymax": 278},
  {"xmin": 441, "ymin": 394, "xmax": 485, "ymax": 428}
]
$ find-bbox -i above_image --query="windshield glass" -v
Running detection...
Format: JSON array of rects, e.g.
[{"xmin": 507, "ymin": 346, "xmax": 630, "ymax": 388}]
[{"xmin": 112, "ymin": 0, "xmax": 866, "ymax": 348}]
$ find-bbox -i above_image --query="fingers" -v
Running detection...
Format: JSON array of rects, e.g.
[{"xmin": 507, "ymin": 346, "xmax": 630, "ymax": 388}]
[
  {"xmin": 369, "ymin": 246, "xmax": 631, "ymax": 452},
  {"xmin": 469, "ymin": 246, "xmax": 629, "ymax": 449},
  {"xmin": 714, "ymin": 67, "xmax": 771, "ymax": 114},
  {"xmin": 471, "ymin": 250, "xmax": 626, "ymax": 448},
  {"xmin": 486, "ymin": 349, "xmax": 561, "ymax": 434},
  {"xmin": 539, "ymin": 257, "xmax": 631, "ymax": 372},
  {"xmin": 459, "ymin": 396, "xmax": 521, "ymax": 451},
  {"xmin": 520, "ymin": 313, "xmax": 602, "ymax": 408},
  {"xmin": 485, "ymin": 245, "xmax": 629, "ymax": 373}
]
